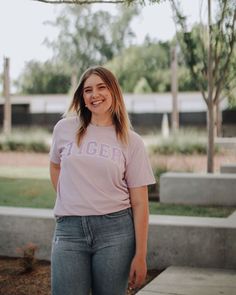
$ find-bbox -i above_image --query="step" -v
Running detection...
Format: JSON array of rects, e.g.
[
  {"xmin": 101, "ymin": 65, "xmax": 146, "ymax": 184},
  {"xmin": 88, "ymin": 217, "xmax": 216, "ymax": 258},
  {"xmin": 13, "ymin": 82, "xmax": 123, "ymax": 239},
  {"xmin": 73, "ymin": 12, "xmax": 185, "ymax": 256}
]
[{"xmin": 137, "ymin": 266, "xmax": 236, "ymax": 295}]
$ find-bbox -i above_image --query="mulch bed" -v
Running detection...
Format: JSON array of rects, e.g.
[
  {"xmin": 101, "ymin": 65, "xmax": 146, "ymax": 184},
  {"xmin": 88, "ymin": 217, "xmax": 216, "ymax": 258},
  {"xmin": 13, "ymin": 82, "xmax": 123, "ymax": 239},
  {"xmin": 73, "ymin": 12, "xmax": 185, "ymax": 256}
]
[{"xmin": 0, "ymin": 256, "xmax": 162, "ymax": 295}]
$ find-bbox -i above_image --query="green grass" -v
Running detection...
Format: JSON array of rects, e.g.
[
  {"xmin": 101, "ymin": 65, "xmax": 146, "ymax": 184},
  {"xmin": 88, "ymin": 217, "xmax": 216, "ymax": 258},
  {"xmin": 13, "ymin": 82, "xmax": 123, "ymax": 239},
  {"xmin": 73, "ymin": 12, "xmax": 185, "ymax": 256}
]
[
  {"xmin": 0, "ymin": 177, "xmax": 55, "ymax": 208},
  {"xmin": 0, "ymin": 167, "xmax": 50, "ymax": 179},
  {"xmin": 149, "ymin": 202, "xmax": 236, "ymax": 218},
  {"xmin": 0, "ymin": 166, "xmax": 235, "ymax": 217},
  {"xmin": 0, "ymin": 166, "xmax": 53, "ymax": 208}
]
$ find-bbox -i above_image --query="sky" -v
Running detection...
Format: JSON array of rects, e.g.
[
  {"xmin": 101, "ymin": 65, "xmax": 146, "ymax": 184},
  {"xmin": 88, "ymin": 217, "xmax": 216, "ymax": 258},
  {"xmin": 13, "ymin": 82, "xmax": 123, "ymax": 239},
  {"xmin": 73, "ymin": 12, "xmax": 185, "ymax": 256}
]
[{"xmin": 0, "ymin": 0, "xmax": 205, "ymax": 81}]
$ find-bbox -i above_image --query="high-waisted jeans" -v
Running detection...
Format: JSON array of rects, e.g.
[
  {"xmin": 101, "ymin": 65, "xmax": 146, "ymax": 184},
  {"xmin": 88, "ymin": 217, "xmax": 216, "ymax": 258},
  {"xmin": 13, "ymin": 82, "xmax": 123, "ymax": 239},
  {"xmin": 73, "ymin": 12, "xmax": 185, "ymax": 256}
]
[{"xmin": 51, "ymin": 208, "xmax": 135, "ymax": 295}]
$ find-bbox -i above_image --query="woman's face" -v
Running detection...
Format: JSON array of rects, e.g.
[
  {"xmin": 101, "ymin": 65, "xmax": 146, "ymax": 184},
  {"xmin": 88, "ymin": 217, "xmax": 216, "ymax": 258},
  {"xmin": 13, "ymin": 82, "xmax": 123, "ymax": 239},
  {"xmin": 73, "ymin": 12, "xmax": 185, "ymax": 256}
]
[{"xmin": 83, "ymin": 74, "xmax": 113, "ymax": 119}]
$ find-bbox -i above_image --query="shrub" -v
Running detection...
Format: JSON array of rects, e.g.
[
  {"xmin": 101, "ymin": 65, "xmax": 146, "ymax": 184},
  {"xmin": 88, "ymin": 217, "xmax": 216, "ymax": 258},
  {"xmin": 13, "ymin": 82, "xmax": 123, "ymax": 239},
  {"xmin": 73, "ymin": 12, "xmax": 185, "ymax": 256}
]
[
  {"xmin": 0, "ymin": 139, "xmax": 49, "ymax": 153},
  {"xmin": 148, "ymin": 165, "xmax": 168, "ymax": 195},
  {"xmin": 16, "ymin": 242, "xmax": 38, "ymax": 273},
  {"xmin": 148, "ymin": 129, "xmax": 220, "ymax": 155},
  {"xmin": 0, "ymin": 128, "xmax": 50, "ymax": 153}
]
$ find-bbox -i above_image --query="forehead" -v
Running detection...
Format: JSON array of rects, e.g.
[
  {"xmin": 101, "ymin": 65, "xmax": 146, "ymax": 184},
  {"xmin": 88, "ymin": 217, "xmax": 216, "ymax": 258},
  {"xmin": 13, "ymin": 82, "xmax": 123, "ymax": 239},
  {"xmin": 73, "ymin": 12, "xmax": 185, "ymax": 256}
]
[{"xmin": 84, "ymin": 74, "xmax": 105, "ymax": 87}]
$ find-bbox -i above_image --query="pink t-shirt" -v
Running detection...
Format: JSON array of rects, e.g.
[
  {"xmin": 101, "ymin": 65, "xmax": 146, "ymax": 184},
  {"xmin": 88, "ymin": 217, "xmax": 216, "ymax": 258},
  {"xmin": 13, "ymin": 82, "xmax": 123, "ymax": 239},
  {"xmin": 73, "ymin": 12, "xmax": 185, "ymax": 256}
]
[{"xmin": 50, "ymin": 116, "xmax": 155, "ymax": 216}]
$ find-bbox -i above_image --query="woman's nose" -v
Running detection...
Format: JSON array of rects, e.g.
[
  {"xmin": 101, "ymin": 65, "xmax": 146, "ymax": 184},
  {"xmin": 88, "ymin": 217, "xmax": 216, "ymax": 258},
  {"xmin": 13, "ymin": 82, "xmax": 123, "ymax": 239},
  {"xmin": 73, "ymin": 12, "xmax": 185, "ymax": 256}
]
[{"xmin": 92, "ymin": 89, "xmax": 99, "ymax": 98}]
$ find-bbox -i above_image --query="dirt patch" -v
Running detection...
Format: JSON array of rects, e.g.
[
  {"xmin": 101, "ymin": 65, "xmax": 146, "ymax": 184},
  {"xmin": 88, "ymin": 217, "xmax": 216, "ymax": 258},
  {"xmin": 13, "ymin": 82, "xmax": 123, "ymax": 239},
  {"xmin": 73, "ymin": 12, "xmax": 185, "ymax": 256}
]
[
  {"xmin": 0, "ymin": 257, "xmax": 161, "ymax": 295},
  {"xmin": 0, "ymin": 257, "xmax": 50, "ymax": 295},
  {"xmin": 1, "ymin": 151, "xmax": 236, "ymax": 172},
  {"xmin": 0, "ymin": 152, "xmax": 49, "ymax": 167}
]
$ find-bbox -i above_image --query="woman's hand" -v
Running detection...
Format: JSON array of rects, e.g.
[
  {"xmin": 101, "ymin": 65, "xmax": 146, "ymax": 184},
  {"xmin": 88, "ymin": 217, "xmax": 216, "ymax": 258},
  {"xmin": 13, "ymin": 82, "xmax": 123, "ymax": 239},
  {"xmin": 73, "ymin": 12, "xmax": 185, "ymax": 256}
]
[{"xmin": 129, "ymin": 255, "xmax": 147, "ymax": 289}]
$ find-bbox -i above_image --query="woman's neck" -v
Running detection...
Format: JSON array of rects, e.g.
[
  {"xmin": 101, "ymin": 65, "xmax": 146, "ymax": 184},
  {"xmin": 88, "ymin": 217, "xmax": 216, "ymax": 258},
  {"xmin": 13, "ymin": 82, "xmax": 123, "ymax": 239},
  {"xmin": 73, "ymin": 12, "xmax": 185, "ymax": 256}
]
[{"xmin": 91, "ymin": 116, "xmax": 113, "ymax": 127}]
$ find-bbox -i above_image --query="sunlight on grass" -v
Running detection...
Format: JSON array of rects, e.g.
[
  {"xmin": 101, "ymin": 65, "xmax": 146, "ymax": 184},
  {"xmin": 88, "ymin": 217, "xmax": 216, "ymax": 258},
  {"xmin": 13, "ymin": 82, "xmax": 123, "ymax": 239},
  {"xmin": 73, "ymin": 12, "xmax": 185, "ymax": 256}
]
[
  {"xmin": 0, "ymin": 178, "xmax": 55, "ymax": 208},
  {"xmin": 0, "ymin": 166, "xmax": 49, "ymax": 179}
]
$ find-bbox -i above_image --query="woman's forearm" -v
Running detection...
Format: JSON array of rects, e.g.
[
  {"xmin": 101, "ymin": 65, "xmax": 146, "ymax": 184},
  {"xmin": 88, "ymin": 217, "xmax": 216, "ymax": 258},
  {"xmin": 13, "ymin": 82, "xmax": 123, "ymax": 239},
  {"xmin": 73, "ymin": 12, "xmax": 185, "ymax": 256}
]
[
  {"xmin": 50, "ymin": 161, "xmax": 60, "ymax": 192},
  {"xmin": 129, "ymin": 186, "xmax": 149, "ymax": 257},
  {"xmin": 132, "ymin": 198, "xmax": 149, "ymax": 257},
  {"xmin": 128, "ymin": 186, "xmax": 149, "ymax": 288}
]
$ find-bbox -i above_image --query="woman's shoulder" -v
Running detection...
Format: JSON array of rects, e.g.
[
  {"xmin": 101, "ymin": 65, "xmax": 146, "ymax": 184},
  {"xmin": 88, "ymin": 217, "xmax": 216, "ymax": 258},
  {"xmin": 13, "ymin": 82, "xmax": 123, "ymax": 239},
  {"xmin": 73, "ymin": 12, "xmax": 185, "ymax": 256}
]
[
  {"xmin": 53, "ymin": 116, "xmax": 78, "ymax": 131},
  {"xmin": 128, "ymin": 129, "xmax": 143, "ymax": 141},
  {"xmin": 128, "ymin": 129, "xmax": 145, "ymax": 147}
]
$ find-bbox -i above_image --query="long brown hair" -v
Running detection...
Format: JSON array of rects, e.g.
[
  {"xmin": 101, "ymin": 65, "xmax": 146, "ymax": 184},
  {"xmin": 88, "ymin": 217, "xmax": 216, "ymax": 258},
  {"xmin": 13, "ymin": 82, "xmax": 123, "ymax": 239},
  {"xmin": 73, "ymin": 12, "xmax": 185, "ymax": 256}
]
[{"xmin": 66, "ymin": 66, "xmax": 131, "ymax": 146}]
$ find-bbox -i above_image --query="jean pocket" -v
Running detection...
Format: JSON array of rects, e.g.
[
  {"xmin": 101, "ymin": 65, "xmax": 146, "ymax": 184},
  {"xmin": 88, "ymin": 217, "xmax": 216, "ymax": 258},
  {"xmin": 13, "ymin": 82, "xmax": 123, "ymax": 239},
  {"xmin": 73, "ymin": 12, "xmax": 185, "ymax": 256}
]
[
  {"xmin": 55, "ymin": 216, "xmax": 65, "ymax": 223},
  {"xmin": 105, "ymin": 209, "xmax": 129, "ymax": 219}
]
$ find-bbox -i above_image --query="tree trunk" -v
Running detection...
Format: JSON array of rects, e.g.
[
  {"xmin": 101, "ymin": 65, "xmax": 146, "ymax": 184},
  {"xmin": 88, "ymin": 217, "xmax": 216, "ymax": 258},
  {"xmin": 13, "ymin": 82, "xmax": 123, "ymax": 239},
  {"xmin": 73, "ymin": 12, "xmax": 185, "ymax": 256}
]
[
  {"xmin": 207, "ymin": 0, "xmax": 214, "ymax": 173},
  {"xmin": 207, "ymin": 102, "xmax": 214, "ymax": 172},
  {"xmin": 215, "ymin": 99, "xmax": 222, "ymax": 137},
  {"xmin": 171, "ymin": 45, "xmax": 179, "ymax": 133},
  {"xmin": 3, "ymin": 57, "xmax": 11, "ymax": 135},
  {"xmin": 70, "ymin": 66, "xmax": 78, "ymax": 95}
]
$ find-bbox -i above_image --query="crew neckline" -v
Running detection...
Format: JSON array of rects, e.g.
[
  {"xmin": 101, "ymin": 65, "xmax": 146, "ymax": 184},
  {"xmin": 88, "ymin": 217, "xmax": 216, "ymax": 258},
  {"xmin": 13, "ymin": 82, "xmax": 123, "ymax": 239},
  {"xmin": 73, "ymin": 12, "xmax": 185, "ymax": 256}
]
[{"xmin": 89, "ymin": 123, "xmax": 114, "ymax": 129}]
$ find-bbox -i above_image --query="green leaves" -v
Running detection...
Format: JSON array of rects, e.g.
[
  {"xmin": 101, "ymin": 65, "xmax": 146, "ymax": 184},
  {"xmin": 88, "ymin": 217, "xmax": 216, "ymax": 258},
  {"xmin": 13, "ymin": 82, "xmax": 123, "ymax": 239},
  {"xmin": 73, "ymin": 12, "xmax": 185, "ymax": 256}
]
[
  {"xmin": 44, "ymin": 5, "xmax": 140, "ymax": 78},
  {"xmin": 17, "ymin": 61, "xmax": 70, "ymax": 94}
]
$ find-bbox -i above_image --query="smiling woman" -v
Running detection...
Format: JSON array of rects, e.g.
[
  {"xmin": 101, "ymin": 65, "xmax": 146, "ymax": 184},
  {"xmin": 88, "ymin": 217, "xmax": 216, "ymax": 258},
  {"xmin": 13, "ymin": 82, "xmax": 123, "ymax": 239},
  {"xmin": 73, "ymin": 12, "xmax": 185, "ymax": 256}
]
[
  {"xmin": 67, "ymin": 66, "xmax": 131, "ymax": 146},
  {"xmin": 49, "ymin": 66, "xmax": 156, "ymax": 295},
  {"xmin": 83, "ymin": 75, "xmax": 113, "ymax": 122}
]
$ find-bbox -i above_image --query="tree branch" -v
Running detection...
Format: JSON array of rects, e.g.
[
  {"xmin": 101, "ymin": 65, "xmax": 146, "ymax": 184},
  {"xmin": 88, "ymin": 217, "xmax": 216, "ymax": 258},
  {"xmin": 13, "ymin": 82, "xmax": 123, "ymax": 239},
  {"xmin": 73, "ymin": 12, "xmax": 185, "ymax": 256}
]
[
  {"xmin": 213, "ymin": 8, "xmax": 236, "ymax": 103},
  {"xmin": 213, "ymin": 0, "xmax": 228, "ymax": 83},
  {"xmin": 33, "ymin": 0, "xmax": 126, "ymax": 4},
  {"xmin": 170, "ymin": 0, "xmax": 208, "ymax": 103}
]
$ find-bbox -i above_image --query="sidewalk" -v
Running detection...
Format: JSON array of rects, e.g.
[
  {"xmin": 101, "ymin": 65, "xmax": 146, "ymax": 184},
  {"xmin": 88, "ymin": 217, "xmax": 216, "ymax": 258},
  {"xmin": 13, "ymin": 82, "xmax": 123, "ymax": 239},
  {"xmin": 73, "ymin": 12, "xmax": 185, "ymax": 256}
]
[{"xmin": 137, "ymin": 266, "xmax": 236, "ymax": 295}]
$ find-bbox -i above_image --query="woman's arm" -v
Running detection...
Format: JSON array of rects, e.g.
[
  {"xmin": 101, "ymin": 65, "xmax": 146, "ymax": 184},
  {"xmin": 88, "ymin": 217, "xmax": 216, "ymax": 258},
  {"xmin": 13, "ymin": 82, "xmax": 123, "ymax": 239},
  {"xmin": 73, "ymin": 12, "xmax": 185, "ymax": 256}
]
[
  {"xmin": 49, "ymin": 161, "xmax": 61, "ymax": 192},
  {"xmin": 128, "ymin": 185, "xmax": 149, "ymax": 289}
]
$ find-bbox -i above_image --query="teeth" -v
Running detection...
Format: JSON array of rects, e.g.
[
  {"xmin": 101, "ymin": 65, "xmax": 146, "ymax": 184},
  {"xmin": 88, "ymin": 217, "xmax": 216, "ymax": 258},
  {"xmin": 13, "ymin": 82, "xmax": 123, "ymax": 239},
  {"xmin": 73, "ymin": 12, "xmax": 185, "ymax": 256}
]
[{"xmin": 92, "ymin": 100, "xmax": 103, "ymax": 105}]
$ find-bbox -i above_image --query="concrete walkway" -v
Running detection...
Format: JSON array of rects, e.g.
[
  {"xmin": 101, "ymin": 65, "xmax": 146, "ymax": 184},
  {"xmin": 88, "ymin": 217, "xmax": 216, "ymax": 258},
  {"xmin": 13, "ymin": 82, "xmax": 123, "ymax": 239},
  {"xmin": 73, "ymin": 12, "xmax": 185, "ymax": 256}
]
[{"xmin": 137, "ymin": 266, "xmax": 236, "ymax": 295}]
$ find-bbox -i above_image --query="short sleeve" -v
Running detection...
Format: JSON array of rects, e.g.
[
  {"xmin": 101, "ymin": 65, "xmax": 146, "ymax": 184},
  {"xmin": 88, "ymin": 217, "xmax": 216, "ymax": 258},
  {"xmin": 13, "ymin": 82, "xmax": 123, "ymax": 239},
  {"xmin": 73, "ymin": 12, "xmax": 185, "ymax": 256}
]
[
  {"xmin": 125, "ymin": 135, "xmax": 156, "ymax": 188},
  {"xmin": 49, "ymin": 126, "xmax": 61, "ymax": 164}
]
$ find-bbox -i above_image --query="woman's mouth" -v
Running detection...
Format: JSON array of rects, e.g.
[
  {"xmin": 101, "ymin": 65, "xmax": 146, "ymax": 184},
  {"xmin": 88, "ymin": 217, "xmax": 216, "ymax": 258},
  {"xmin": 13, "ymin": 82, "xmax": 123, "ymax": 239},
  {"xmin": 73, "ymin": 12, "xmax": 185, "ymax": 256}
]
[{"xmin": 91, "ymin": 100, "xmax": 103, "ymax": 106}]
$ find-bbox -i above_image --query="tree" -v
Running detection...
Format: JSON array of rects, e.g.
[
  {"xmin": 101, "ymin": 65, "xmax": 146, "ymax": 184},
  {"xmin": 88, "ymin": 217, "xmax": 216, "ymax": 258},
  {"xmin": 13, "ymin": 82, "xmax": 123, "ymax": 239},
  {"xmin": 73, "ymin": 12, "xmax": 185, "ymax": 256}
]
[
  {"xmin": 133, "ymin": 77, "xmax": 152, "ymax": 93},
  {"xmin": 33, "ymin": 0, "xmax": 158, "ymax": 4},
  {"xmin": 34, "ymin": 0, "xmax": 130, "ymax": 3},
  {"xmin": 16, "ymin": 61, "xmax": 71, "ymax": 94},
  {"xmin": 106, "ymin": 40, "xmax": 171, "ymax": 92},
  {"xmin": 44, "ymin": 4, "xmax": 139, "ymax": 89},
  {"xmin": 171, "ymin": 0, "xmax": 236, "ymax": 172}
]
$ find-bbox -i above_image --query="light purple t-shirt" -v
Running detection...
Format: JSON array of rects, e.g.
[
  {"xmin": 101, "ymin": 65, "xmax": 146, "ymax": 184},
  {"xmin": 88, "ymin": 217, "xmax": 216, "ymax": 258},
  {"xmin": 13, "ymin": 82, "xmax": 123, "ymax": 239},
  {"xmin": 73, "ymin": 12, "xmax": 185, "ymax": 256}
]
[{"xmin": 50, "ymin": 116, "xmax": 155, "ymax": 216}]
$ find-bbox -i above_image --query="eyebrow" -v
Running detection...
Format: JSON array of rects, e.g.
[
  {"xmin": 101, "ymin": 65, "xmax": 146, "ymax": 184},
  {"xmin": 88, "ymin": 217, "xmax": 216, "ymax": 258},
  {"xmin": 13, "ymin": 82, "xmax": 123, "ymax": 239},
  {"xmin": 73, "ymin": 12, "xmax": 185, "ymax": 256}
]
[{"xmin": 83, "ymin": 83, "xmax": 106, "ymax": 90}]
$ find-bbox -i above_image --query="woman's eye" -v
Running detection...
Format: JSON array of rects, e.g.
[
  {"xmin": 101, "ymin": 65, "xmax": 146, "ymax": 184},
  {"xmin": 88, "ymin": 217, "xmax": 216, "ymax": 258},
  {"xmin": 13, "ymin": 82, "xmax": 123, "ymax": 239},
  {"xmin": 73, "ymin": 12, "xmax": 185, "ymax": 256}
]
[{"xmin": 84, "ymin": 89, "xmax": 92, "ymax": 93}]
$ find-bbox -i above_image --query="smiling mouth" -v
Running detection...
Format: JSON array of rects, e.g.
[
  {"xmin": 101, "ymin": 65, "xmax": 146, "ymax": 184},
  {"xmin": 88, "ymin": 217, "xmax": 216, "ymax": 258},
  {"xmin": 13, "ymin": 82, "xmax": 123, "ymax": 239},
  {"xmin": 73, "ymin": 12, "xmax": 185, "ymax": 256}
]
[{"xmin": 91, "ymin": 100, "xmax": 103, "ymax": 106}]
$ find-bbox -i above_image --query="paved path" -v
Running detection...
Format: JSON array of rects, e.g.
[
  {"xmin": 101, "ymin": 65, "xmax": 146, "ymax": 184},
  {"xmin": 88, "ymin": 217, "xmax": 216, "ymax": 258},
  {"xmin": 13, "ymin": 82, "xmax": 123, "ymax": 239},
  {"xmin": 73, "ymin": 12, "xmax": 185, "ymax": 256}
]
[{"xmin": 137, "ymin": 266, "xmax": 236, "ymax": 295}]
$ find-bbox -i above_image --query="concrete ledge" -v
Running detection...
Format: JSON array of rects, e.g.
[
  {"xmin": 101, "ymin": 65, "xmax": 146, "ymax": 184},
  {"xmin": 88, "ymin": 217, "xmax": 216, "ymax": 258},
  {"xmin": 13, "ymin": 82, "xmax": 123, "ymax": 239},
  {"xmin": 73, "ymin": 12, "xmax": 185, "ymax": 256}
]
[
  {"xmin": 0, "ymin": 207, "xmax": 54, "ymax": 260},
  {"xmin": 215, "ymin": 137, "xmax": 236, "ymax": 149},
  {"xmin": 220, "ymin": 163, "xmax": 236, "ymax": 174},
  {"xmin": 147, "ymin": 213, "xmax": 236, "ymax": 270},
  {"xmin": 0, "ymin": 207, "xmax": 236, "ymax": 269},
  {"xmin": 137, "ymin": 266, "xmax": 236, "ymax": 295},
  {"xmin": 160, "ymin": 172, "xmax": 236, "ymax": 206}
]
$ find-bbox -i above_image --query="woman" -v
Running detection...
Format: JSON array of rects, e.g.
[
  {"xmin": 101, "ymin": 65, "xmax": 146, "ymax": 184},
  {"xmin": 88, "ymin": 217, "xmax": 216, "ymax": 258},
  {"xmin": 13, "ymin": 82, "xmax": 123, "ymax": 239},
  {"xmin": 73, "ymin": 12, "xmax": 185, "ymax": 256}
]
[{"xmin": 49, "ymin": 66, "xmax": 155, "ymax": 295}]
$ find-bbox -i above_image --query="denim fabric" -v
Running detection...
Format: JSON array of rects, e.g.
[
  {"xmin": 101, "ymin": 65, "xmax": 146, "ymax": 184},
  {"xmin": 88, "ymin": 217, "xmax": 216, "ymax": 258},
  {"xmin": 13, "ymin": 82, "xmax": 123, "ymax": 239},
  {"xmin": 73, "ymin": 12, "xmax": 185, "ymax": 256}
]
[{"xmin": 51, "ymin": 208, "xmax": 135, "ymax": 295}]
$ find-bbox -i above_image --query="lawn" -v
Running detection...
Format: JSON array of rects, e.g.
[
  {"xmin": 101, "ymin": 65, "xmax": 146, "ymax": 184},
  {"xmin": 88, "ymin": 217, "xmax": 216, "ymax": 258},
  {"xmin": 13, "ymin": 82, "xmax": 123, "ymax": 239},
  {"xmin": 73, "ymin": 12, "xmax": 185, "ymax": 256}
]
[{"xmin": 0, "ymin": 166, "xmax": 235, "ymax": 218}]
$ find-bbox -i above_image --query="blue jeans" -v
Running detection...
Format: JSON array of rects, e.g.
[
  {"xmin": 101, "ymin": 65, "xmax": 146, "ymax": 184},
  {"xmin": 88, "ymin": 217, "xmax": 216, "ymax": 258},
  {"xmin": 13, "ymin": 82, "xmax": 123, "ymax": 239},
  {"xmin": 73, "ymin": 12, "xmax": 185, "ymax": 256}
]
[{"xmin": 51, "ymin": 208, "xmax": 135, "ymax": 295}]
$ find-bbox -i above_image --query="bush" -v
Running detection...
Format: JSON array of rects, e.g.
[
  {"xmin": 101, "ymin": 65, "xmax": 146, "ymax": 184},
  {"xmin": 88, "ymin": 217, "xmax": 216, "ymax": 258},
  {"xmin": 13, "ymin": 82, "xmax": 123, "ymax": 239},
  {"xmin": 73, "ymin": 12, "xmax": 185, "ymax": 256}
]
[
  {"xmin": 0, "ymin": 139, "xmax": 49, "ymax": 153},
  {"xmin": 0, "ymin": 128, "xmax": 50, "ymax": 153},
  {"xmin": 16, "ymin": 243, "xmax": 38, "ymax": 273},
  {"xmin": 151, "ymin": 141, "xmax": 208, "ymax": 155},
  {"xmin": 148, "ymin": 129, "xmax": 220, "ymax": 155},
  {"xmin": 148, "ymin": 165, "xmax": 168, "ymax": 195}
]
